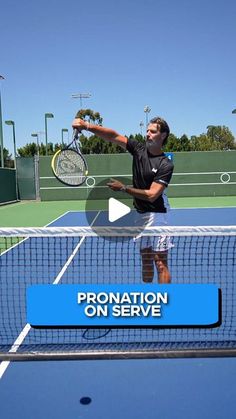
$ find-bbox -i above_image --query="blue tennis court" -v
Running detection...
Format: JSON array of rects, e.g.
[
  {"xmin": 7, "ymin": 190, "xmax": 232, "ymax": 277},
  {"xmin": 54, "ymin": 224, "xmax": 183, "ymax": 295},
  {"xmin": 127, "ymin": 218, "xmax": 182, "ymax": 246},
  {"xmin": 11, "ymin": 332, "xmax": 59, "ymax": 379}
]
[{"xmin": 0, "ymin": 207, "xmax": 236, "ymax": 418}]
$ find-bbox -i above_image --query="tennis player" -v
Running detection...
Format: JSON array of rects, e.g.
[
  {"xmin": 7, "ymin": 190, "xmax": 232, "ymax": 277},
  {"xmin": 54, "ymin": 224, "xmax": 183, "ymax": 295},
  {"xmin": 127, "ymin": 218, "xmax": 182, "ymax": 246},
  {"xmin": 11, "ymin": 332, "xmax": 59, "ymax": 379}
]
[{"xmin": 72, "ymin": 116, "xmax": 174, "ymax": 284}]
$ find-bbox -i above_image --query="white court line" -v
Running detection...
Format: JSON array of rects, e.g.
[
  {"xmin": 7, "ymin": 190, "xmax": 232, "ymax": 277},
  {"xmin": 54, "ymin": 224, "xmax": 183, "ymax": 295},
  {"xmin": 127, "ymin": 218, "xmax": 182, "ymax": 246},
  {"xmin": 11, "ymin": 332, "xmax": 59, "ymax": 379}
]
[
  {"xmin": 169, "ymin": 182, "xmax": 236, "ymax": 186},
  {"xmin": 0, "ymin": 200, "xmax": 19, "ymax": 206},
  {"xmin": 0, "ymin": 211, "xmax": 101, "ymax": 379},
  {"xmin": 40, "ymin": 182, "xmax": 236, "ymax": 190},
  {"xmin": 171, "ymin": 206, "xmax": 236, "ymax": 210},
  {"xmin": 39, "ymin": 171, "xmax": 236, "ymax": 179},
  {"xmin": 0, "ymin": 325, "xmax": 32, "ymax": 379},
  {"xmin": 0, "ymin": 211, "xmax": 72, "ymax": 258},
  {"xmin": 44, "ymin": 211, "xmax": 72, "ymax": 227},
  {"xmin": 40, "ymin": 174, "xmax": 132, "ymax": 179}
]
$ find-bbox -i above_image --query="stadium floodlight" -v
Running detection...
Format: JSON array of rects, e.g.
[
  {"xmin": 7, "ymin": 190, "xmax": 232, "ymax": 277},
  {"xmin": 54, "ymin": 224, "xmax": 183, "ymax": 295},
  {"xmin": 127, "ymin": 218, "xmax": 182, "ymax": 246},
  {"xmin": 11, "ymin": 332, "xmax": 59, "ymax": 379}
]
[
  {"xmin": 71, "ymin": 93, "xmax": 91, "ymax": 108},
  {"xmin": 144, "ymin": 105, "xmax": 151, "ymax": 128}
]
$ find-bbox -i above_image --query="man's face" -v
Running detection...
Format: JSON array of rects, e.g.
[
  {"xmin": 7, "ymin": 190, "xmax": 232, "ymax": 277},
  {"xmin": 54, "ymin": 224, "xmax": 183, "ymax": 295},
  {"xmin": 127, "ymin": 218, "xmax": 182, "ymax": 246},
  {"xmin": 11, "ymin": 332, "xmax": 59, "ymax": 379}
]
[{"xmin": 146, "ymin": 123, "xmax": 165, "ymax": 146}]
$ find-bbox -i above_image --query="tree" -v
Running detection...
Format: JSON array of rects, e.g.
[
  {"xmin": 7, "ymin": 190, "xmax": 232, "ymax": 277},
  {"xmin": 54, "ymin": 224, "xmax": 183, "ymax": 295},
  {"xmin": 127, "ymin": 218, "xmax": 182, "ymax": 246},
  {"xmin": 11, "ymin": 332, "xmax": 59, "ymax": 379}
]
[
  {"xmin": 133, "ymin": 133, "xmax": 145, "ymax": 143},
  {"xmin": 0, "ymin": 147, "xmax": 14, "ymax": 167},
  {"xmin": 190, "ymin": 134, "xmax": 213, "ymax": 151},
  {"xmin": 17, "ymin": 142, "xmax": 63, "ymax": 157},
  {"xmin": 206, "ymin": 125, "xmax": 236, "ymax": 150},
  {"xmin": 17, "ymin": 143, "xmax": 38, "ymax": 157},
  {"xmin": 164, "ymin": 134, "xmax": 180, "ymax": 152},
  {"xmin": 75, "ymin": 109, "xmax": 103, "ymax": 125},
  {"xmin": 76, "ymin": 109, "xmax": 128, "ymax": 154},
  {"xmin": 179, "ymin": 134, "xmax": 191, "ymax": 151}
]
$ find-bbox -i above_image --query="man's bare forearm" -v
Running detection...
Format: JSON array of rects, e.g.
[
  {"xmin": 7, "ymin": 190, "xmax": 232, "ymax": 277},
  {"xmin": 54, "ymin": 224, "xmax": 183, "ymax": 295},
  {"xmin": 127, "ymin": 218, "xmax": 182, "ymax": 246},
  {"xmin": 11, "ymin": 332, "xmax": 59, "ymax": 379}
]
[
  {"xmin": 72, "ymin": 118, "xmax": 127, "ymax": 148},
  {"xmin": 88, "ymin": 124, "xmax": 122, "ymax": 143},
  {"xmin": 125, "ymin": 186, "xmax": 159, "ymax": 203},
  {"xmin": 107, "ymin": 179, "xmax": 164, "ymax": 203}
]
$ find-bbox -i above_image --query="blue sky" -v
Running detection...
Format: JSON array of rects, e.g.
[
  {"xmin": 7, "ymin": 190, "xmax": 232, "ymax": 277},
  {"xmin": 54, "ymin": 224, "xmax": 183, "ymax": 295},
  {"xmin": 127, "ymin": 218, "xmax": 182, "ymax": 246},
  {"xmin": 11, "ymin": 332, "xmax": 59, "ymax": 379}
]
[{"xmin": 1, "ymin": 0, "xmax": 236, "ymax": 154}]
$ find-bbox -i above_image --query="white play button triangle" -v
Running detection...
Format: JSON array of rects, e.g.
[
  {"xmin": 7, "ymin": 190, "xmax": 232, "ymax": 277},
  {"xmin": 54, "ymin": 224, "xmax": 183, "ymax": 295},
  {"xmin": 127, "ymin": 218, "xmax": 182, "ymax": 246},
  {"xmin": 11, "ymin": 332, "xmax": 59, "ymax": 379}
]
[{"xmin": 108, "ymin": 198, "xmax": 131, "ymax": 223}]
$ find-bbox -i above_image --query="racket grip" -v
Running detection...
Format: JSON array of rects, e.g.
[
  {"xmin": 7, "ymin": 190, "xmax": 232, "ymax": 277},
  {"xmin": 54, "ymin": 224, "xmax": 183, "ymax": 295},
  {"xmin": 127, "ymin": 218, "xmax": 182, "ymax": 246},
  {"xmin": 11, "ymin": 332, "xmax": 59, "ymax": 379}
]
[{"xmin": 73, "ymin": 128, "xmax": 81, "ymax": 139}]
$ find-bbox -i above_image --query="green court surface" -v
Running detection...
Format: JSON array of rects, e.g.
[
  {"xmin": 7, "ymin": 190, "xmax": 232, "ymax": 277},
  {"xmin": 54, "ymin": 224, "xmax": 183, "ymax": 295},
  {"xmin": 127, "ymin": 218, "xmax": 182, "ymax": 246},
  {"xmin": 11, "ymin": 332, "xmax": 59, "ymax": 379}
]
[{"xmin": 0, "ymin": 196, "xmax": 236, "ymax": 227}]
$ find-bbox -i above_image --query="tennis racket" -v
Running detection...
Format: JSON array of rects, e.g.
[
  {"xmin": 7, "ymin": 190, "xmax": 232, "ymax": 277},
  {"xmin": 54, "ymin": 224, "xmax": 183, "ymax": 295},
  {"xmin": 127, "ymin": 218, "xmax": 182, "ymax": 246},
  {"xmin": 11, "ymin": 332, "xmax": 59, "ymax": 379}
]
[{"xmin": 51, "ymin": 128, "xmax": 88, "ymax": 186}]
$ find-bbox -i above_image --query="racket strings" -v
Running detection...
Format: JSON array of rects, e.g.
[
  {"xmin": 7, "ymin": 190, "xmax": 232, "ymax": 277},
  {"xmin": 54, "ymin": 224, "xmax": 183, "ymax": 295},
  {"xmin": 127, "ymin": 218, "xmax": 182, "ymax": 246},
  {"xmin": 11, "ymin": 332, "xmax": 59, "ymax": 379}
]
[
  {"xmin": 54, "ymin": 149, "xmax": 87, "ymax": 185},
  {"xmin": 57, "ymin": 150, "xmax": 80, "ymax": 173}
]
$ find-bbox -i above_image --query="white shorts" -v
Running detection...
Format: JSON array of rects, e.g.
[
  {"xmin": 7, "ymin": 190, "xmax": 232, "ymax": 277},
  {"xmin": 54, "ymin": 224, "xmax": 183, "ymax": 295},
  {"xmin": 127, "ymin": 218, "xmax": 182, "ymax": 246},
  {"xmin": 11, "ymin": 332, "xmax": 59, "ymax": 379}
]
[{"xmin": 134, "ymin": 211, "xmax": 173, "ymax": 252}]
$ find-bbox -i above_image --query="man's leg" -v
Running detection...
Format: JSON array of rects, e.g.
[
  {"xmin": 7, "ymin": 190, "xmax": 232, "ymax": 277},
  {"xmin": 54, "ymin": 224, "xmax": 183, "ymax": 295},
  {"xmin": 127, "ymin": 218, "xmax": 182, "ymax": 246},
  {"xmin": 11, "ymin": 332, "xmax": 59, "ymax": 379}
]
[
  {"xmin": 140, "ymin": 247, "xmax": 154, "ymax": 283},
  {"xmin": 154, "ymin": 251, "xmax": 171, "ymax": 284}
]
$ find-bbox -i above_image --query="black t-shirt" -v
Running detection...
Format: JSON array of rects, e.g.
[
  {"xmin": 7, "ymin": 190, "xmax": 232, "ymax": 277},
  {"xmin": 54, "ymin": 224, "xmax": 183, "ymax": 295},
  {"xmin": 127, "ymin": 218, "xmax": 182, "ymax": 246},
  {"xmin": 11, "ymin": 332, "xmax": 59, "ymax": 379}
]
[{"xmin": 126, "ymin": 138, "xmax": 174, "ymax": 213}]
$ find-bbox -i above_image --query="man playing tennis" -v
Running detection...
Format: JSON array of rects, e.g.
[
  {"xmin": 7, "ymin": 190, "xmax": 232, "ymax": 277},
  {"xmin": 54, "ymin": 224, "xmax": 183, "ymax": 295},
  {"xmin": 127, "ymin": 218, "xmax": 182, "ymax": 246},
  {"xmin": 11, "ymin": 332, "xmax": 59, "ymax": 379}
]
[{"xmin": 72, "ymin": 116, "xmax": 174, "ymax": 284}]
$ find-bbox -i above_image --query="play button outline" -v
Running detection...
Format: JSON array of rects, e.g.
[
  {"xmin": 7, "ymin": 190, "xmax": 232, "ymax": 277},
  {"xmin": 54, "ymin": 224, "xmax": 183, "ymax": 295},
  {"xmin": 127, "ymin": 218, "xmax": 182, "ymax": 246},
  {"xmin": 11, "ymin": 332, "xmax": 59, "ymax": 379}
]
[{"xmin": 108, "ymin": 198, "xmax": 131, "ymax": 223}]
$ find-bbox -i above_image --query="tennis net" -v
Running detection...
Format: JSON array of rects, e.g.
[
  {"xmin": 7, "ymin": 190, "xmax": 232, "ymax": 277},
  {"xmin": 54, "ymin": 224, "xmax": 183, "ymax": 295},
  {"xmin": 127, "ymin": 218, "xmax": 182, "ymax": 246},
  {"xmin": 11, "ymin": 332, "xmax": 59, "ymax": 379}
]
[{"xmin": 0, "ymin": 225, "xmax": 236, "ymax": 360}]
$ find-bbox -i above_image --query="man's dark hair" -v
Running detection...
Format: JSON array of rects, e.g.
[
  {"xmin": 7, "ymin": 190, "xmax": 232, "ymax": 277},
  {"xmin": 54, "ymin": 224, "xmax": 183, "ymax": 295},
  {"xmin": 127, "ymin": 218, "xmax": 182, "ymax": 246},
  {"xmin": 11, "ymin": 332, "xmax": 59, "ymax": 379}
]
[{"xmin": 149, "ymin": 116, "xmax": 170, "ymax": 146}]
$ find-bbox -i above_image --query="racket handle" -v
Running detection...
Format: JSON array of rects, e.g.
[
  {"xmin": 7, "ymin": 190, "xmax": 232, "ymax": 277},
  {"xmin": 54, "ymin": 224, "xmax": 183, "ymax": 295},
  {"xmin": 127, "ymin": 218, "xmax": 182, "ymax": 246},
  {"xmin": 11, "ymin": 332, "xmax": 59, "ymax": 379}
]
[{"xmin": 73, "ymin": 128, "xmax": 81, "ymax": 139}]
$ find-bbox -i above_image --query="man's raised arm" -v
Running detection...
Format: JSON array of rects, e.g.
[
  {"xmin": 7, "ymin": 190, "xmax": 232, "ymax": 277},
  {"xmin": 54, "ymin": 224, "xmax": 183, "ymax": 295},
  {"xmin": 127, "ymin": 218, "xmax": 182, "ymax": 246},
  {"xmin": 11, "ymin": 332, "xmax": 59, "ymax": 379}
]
[{"xmin": 72, "ymin": 118, "xmax": 128, "ymax": 149}]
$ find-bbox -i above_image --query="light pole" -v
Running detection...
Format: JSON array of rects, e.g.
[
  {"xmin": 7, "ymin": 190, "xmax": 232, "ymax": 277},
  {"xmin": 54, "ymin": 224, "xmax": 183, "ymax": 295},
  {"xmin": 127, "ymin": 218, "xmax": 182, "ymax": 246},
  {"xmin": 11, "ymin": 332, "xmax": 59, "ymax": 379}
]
[
  {"xmin": 5, "ymin": 119, "xmax": 19, "ymax": 200},
  {"xmin": 5, "ymin": 120, "xmax": 16, "ymax": 163},
  {"xmin": 139, "ymin": 121, "xmax": 144, "ymax": 136},
  {"xmin": 71, "ymin": 93, "xmax": 91, "ymax": 108},
  {"xmin": 0, "ymin": 75, "xmax": 5, "ymax": 168},
  {"xmin": 61, "ymin": 128, "xmax": 69, "ymax": 146},
  {"xmin": 44, "ymin": 113, "xmax": 54, "ymax": 156},
  {"xmin": 31, "ymin": 133, "xmax": 39, "ymax": 155},
  {"xmin": 144, "ymin": 105, "xmax": 151, "ymax": 128}
]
